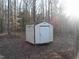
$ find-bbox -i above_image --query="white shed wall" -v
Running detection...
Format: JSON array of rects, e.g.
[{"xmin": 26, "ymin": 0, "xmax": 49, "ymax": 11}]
[
  {"xmin": 26, "ymin": 25, "xmax": 34, "ymax": 44},
  {"xmin": 35, "ymin": 26, "xmax": 40, "ymax": 44},
  {"xmin": 26, "ymin": 22, "xmax": 53, "ymax": 44},
  {"xmin": 35, "ymin": 22, "xmax": 53, "ymax": 44}
]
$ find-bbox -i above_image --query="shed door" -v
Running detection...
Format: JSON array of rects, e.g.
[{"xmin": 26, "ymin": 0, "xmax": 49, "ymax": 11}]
[{"xmin": 39, "ymin": 26, "xmax": 50, "ymax": 43}]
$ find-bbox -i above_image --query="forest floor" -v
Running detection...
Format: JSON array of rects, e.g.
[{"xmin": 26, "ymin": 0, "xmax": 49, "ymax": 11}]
[{"xmin": 0, "ymin": 32, "xmax": 76, "ymax": 59}]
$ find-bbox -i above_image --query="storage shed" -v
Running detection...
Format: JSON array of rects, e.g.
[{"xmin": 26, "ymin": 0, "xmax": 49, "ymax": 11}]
[{"xmin": 26, "ymin": 22, "xmax": 53, "ymax": 44}]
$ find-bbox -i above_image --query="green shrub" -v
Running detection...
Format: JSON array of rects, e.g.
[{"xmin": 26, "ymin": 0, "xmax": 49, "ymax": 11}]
[{"xmin": 18, "ymin": 17, "xmax": 27, "ymax": 31}]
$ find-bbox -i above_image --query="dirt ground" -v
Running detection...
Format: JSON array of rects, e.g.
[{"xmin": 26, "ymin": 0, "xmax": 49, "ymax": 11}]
[{"xmin": 0, "ymin": 32, "xmax": 76, "ymax": 59}]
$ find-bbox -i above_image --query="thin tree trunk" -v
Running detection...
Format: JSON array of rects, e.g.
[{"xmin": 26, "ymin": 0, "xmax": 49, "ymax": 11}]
[
  {"xmin": 8, "ymin": 0, "xmax": 11, "ymax": 35},
  {"xmin": 33, "ymin": 0, "xmax": 36, "ymax": 46}
]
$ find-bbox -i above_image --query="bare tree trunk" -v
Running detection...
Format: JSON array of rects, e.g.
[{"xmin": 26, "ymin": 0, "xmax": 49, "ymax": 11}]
[
  {"xmin": 8, "ymin": 0, "xmax": 11, "ymax": 35},
  {"xmin": 0, "ymin": 0, "xmax": 4, "ymax": 33},
  {"xmin": 33, "ymin": 0, "xmax": 36, "ymax": 45},
  {"xmin": 13, "ymin": 0, "xmax": 17, "ymax": 31},
  {"xmin": 48, "ymin": 0, "xmax": 51, "ymax": 22},
  {"xmin": 41, "ymin": 0, "xmax": 44, "ymax": 21}
]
